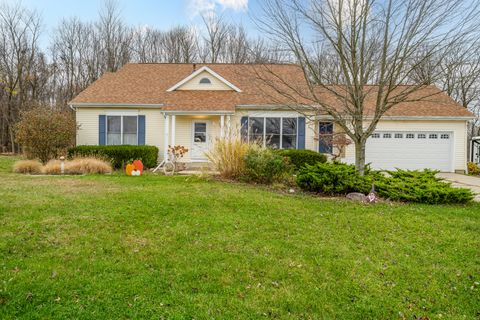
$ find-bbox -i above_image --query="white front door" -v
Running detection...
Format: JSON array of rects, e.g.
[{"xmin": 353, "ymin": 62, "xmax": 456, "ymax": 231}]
[{"xmin": 191, "ymin": 121, "xmax": 209, "ymax": 160}]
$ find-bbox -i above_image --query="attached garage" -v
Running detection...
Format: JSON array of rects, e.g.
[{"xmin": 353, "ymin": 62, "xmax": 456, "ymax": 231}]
[{"xmin": 365, "ymin": 131, "xmax": 453, "ymax": 171}]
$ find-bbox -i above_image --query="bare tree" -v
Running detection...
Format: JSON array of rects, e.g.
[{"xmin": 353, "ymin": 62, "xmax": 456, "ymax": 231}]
[
  {"xmin": 96, "ymin": 0, "xmax": 131, "ymax": 72},
  {"xmin": 201, "ymin": 13, "xmax": 230, "ymax": 63},
  {"xmin": 255, "ymin": 0, "xmax": 480, "ymax": 174},
  {"xmin": 0, "ymin": 3, "xmax": 42, "ymax": 152}
]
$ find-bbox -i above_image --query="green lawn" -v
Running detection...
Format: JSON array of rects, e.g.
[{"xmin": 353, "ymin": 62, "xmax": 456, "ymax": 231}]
[{"xmin": 0, "ymin": 156, "xmax": 479, "ymax": 319}]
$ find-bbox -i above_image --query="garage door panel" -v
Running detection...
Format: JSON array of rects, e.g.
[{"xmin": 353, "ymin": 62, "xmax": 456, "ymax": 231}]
[{"xmin": 365, "ymin": 131, "xmax": 453, "ymax": 172}]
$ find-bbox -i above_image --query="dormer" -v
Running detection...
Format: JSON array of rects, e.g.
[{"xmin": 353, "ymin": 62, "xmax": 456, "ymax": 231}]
[{"xmin": 167, "ymin": 66, "xmax": 242, "ymax": 92}]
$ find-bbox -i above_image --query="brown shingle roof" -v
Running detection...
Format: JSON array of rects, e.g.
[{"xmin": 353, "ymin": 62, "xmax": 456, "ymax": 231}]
[{"xmin": 70, "ymin": 63, "xmax": 473, "ymax": 118}]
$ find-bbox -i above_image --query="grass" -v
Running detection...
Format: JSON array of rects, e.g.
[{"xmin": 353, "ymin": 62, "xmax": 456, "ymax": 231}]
[{"xmin": 0, "ymin": 155, "xmax": 479, "ymax": 319}]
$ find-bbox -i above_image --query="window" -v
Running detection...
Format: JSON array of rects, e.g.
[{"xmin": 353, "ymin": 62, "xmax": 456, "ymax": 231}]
[
  {"xmin": 199, "ymin": 77, "xmax": 211, "ymax": 84},
  {"xmin": 282, "ymin": 118, "xmax": 297, "ymax": 149},
  {"xmin": 406, "ymin": 133, "xmax": 415, "ymax": 139},
  {"xmin": 441, "ymin": 134, "xmax": 450, "ymax": 139},
  {"xmin": 418, "ymin": 133, "xmax": 426, "ymax": 139},
  {"xmin": 265, "ymin": 118, "xmax": 281, "ymax": 148},
  {"xmin": 107, "ymin": 115, "xmax": 138, "ymax": 145},
  {"xmin": 319, "ymin": 122, "xmax": 333, "ymax": 153},
  {"xmin": 429, "ymin": 133, "xmax": 438, "ymax": 139},
  {"xmin": 394, "ymin": 133, "xmax": 403, "ymax": 139},
  {"xmin": 194, "ymin": 122, "xmax": 207, "ymax": 142},
  {"xmin": 248, "ymin": 116, "xmax": 297, "ymax": 149},
  {"xmin": 383, "ymin": 133, "xmax": 392, "ymax": 138},
  {"xmin": 371, "ymin": 133, "xmax": 380, "ymax": 138}
]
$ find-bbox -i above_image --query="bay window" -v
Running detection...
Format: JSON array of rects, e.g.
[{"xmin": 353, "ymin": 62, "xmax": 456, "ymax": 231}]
[
  {"xmin": 248, "ymin": 116, "xmax": 298, "ymax": 149},
  {"xmin": 107, "ymin": 115, "xmax": 138, "ymax": 145}
]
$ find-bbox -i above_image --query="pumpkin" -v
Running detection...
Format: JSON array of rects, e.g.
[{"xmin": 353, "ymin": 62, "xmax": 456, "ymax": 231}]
[
  {"xmin": 125, "ymin": 163, "xmax": 135, "ymax": 176},
  {"xmin": 133, "ymin": 159, "xmax": 144, "ymax": 173}
]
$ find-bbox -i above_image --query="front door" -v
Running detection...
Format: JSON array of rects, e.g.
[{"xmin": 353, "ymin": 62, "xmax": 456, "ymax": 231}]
[{"xmin": 191, "ymin": 121, "xmax": 209, "ymax": 159}]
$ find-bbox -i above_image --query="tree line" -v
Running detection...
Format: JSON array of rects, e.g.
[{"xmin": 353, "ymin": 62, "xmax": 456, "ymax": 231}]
[
  {"xmin": 1, "ymin": 0, "xmax": 479, "ymax": 165},
  {"xmin": 0, "ymin": 0, "xmax": 287, "ymax": 152}
]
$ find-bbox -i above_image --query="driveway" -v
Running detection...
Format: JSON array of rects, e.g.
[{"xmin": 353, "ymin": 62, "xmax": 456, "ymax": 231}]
[{"xmin": 438, "ymin": 173, "xmax": 480, "ymax": 202}]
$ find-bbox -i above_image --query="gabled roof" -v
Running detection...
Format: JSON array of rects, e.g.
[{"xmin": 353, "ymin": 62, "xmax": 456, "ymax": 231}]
[
  {"xmin": 70, "ymin": 63, "xmax": 473, "ymax": 118},
  {"xmin": 166, "ymin": 66, "xmax": 242, "ymax": 92}
]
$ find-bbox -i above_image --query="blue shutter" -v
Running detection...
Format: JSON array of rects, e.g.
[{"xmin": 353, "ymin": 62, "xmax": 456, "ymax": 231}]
[
  {"xmin": 99, "ymin": 115, "xmax": 106, "ymax": 145},
  {"xmin": 241, "ymin": 116, "xmax": 249, "ymax": 142},
  {"xmin": 297, "ymin": 117, "xmax": 306, "ymax": 149},
  {"xmin": 138, "ymin": 115, "xmax": 146, "ymax": 145}
]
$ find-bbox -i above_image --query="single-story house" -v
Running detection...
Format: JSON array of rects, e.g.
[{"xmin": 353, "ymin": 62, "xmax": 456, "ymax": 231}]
[{"xmin": 70, "ymin": 63, "xmax": 474, "ymax": 173}]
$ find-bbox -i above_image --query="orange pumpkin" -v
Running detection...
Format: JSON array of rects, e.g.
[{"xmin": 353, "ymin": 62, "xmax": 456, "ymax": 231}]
[
  {"xmin": 125, "ymin": 163, "xmax": 135, "ymax": 176},
  {"xmin": 133, "ymin": 160, "xmax": 144, "ymax": 174}
]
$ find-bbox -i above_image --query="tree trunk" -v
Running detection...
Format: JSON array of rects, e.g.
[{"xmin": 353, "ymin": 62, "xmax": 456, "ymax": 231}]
[{"xmin": 354, "ymin": 140, "xmax": 366, "ymax": 176}]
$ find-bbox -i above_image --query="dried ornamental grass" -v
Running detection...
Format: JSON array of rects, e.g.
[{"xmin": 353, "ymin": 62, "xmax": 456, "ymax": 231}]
[
  {"xmin": 13, "ymin": 160, "xmax": 43, "ymax": 174},
  {"xmin": 65, "ymin": 157, "xmax": 112, "ymax": 174},
  {"xmin": 42, "ymin": 160, "xmax": 62, "ymax": 174},
  {"xmin": 206, "ymin": 137, "xmax": 252, "ymax": 179}
]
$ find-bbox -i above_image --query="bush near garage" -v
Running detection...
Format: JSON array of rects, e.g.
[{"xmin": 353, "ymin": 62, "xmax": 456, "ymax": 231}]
[
  {"xmin": 467, "ymin": 162, "xmax": 480, "ymax": 176},
  {"xmin": 68, "ymin": 145, "xmax": 158, "ymax": 169},
  {"xmin": 297, "ymin": 162, "xmax": 474, "ymax": 204},
  {"xmin": 275, "ymin": 149, "xmax": 327, "ymax": 171}
]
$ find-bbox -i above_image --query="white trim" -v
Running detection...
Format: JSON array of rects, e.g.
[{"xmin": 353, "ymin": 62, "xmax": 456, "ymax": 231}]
[
  {"xmin": 104, "ymin": 110, "xmax": 139, "ymax": 115},
  {"xmin": 164, "ymin": 114, "xmax": 170, "ymax": 160},
  {"xmin": 248, "ymin": 111, "xmax": 300, "ymax": 118},
  {"xmin": 171, "ymin": 115, "xmax": 176, "ymax": 146},
  {"xmin": 315, "ymin": 115, "xmax": 474, "ymax": 121},
  {"xmin": 71, "ymin": 103, "xmax": 163, "ymax": 108},
  {"xmin": 191, "ymin": 120, "xmax": 210, "ymax": 160},
  {"xmin": 166, "ymin": 66, "xmax": 242, "ymax": 92},
  {"xmin": 220, "ymin": 115, "xmax": 225, "ymax": 138},
  {"xmin": 163, "ymin": 111, "xmax": 234, "ymax": 115}
]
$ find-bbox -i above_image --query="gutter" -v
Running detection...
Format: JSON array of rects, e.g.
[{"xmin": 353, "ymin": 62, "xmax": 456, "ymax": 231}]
[{"xmin": 69, "ymin": 103, "xmax": 164, "ymax": 109}]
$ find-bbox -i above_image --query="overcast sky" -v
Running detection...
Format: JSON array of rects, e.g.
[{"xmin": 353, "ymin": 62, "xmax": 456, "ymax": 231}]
[{"xmin": 2, "ymin": 0, "xmax": 259, "ymax": 49}]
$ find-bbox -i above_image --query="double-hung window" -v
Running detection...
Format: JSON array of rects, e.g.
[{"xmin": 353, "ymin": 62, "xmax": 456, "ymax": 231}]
[
  {"xmin": 107, "ymin": 115, "xmax": 138, "ymax": 145},
  {"xmin": 248, "ymin": 117, "xmax": 298, "ymax": 149}
]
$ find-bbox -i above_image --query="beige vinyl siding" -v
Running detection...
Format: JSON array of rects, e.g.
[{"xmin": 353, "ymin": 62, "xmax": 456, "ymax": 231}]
[
  {"xmin": 341, "ymin": 120, "xmax": 468, "ymax": 172},
  {"xmin": 75, "ymin": 107, "xmax": 164, "ymax": 149},
  {"xmin": 176, "ymin": 71, "xmax": 232, "ymax": 91}
]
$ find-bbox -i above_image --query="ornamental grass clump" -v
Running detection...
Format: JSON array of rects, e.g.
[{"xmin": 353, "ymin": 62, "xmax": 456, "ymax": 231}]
[
  {"xmin": 206, "ymin": 137, "xmax": 251, "ymax": 179},
  {"xmin": 13, "ymin": 160, "xmax": 43, "ymax": 174}
]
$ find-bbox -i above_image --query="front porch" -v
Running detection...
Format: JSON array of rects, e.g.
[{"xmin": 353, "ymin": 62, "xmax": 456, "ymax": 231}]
[{"xmin": 162, "ymin": 112, "xmax": 234, "ymax": 168}]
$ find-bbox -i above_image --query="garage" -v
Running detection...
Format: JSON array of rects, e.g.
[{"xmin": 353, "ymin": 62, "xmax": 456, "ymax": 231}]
[{"xmin": 365, "ymin": 131, "xmax": 453, "ymax": 172}]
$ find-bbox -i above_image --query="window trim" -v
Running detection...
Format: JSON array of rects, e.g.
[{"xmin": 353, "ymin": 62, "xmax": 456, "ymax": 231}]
[
  {"xmin": 106, "ymin": 115, "xmax": 139, "ymax": 145},
  {"xmin": 247, "ymin": 116, "xmax": 298, "ymax": 149}
]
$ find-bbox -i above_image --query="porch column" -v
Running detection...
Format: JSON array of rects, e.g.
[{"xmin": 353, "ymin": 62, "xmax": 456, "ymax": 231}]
[
  {"xmin": 226, "ymin": 115, "xmax": 231, "ymax": 139},
  {"xmin": 171, "ymin": 115, "xmax": 176, "ymax": 146},
  {"xmin": 164, "ymin": 114, "xmax": 170, "ymax": 160},
  {"xmin": 220, "ymin": 115, "xmax": 225, "ymax": 138}
]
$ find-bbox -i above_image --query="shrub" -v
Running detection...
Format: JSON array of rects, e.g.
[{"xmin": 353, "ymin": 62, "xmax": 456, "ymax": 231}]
[
  {"xmin": 468, "ymin": 162, "xmax": 480, "ymax": 176},
  {"xmin": 68, "ymin": 145, "xmax": 158, "ymax": 169},
  {"xmin": 13, "ymin": 160, "xmax": 43, "ymax": 174},
  {"xmin": 206, "ymin": 137, "xmax": 251, "ymax": 179},
  {"xmin": 276, "ymin": 149, "xmax": 327, "ymax": 170},
  {"xmin": 296, "ymin": 162, "xmax": 375, "ymax": 194},
  {"xmin": 375, "ymin": 169, "xmax": 474, "ymax": 204},
  {"xmin": 15, "ymin": 107, "xmax": 76, "ymax": 163},
  {"xmin": 242, "ymin": 147, "xmax": 293, "ymax": 184},
  {"xmin": 297, "ymin": 162, "xmax": 473, "ymax": 204}
]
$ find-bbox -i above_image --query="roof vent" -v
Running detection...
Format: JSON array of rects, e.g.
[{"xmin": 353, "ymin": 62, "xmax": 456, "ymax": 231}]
[{"xmin": 193, "ymin": 63, "xmax": 196, "ymax": 72}]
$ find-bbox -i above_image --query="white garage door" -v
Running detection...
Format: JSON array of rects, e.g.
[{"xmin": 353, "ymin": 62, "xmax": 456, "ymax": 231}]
[{"xmin": 365, "ymin": 131, "xmax": 453, "ymax": 172}]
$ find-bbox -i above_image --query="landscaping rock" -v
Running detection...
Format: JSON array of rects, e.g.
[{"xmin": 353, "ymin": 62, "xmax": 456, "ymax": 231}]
[{"xmin": 346, "ymin": 192, "xmax": 367, "ymax": 202}]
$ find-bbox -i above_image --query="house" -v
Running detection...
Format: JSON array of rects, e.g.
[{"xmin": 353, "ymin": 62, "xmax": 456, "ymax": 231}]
[{"xmin": 69, "ymin": 63, "xmax": 474, "ymax": 173}]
